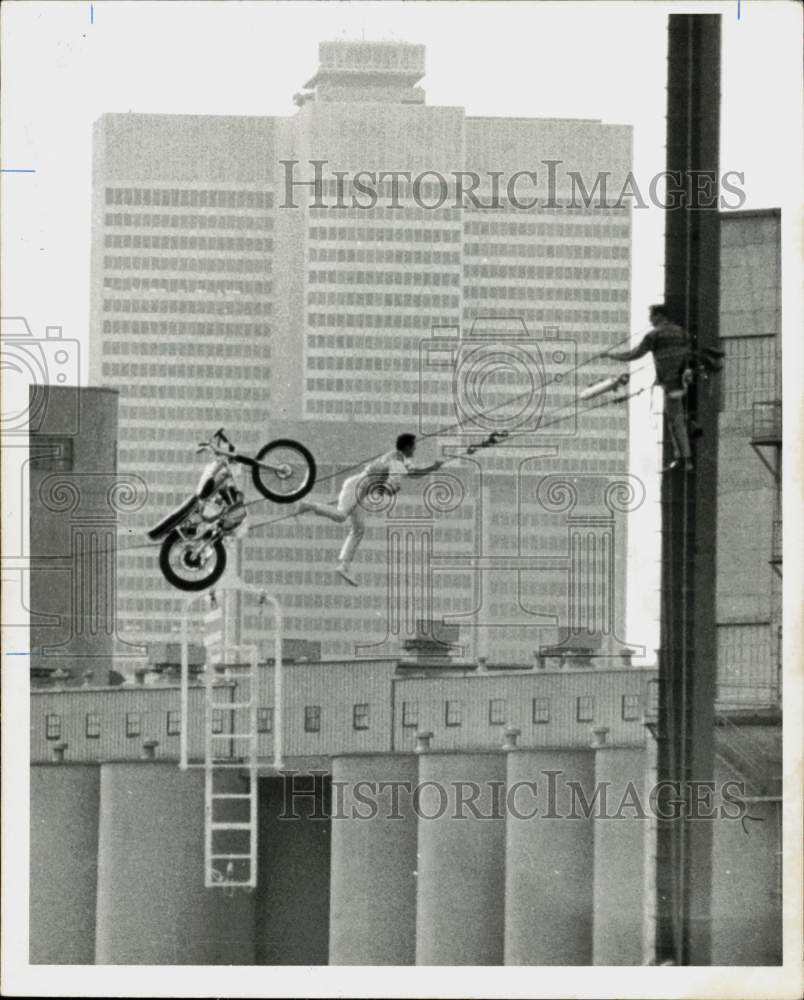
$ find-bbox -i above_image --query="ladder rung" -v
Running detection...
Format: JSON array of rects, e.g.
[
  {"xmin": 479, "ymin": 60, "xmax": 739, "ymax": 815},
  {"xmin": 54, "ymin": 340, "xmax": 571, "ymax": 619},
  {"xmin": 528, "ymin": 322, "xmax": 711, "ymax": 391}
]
[
  {"xmin": 210, "ymin": 853, "xmax": 252, "ymax": 860},
  {"xmin": 211, "ymin": 793, "xmax": 252, "ymax": 799},
  {"xmin": 212, "ymin": 822, "xmax": 252, "ymax": 830}
]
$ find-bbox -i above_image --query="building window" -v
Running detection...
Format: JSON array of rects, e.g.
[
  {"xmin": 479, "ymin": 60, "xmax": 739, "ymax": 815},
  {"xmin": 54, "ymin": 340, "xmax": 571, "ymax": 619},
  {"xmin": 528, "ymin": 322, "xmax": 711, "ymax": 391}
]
[
  {"xmin": 489, "ymin": 698, "xmax": 506, "ymax": 726},
  {"xmin": 647, "ymin": 680, "xmax": 660, "ymax": 716},
  {"xmin": 29, "ymin": 435, "xmax": 74, "ymax": 471},
  {"xmin": 126, "ymin": 712, "xmax": 142, "ymax": 738},
  {"xmin": 402, "ymin": 701, "xmax": 419, "ymax": 728},
  {"xmin": 85, "ymin": 713, "xmax": 101, "ymax": 739},
  {"xmin": 576, "ymin": 696, "xmax": 595, "ymax": 723},
  {"xmin": 166, "ymin": 710, "xmax": 181, "ymax": 736},
  {"xmin": 45, "ymin": 713, "xmax": 61, "ymax": 740},
  {"xmin": 304, "ymin": 705, "xmax": 321, "ymax": 733},
  {"xmin": 445, "ymin": 700, "xmax": 462, "ymax": 727},
  {"xmin": 532, "ymin": 697, "xmax": 550, "ymax": 724},
  {"xmin": 257, "ymin": 707, "xmax": 273, "ymax": 734},
  {"xmin": 622, "ymin": 694, "xmax": 640, "ymax": 721},
  {"xmin": 211, "ymin": 709, "xmax": 225, "ymax": 735},
  {"xmin": 353, "ymin": 703, "xmax": 370, "ymax": 730}
]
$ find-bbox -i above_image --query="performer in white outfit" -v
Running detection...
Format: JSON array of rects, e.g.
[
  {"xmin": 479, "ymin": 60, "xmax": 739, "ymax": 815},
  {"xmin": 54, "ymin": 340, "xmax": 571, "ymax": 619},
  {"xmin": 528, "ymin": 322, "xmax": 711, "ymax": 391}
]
[{"xmin": 298, "ymin": 433, "xmax": 442, "ymax": 585}]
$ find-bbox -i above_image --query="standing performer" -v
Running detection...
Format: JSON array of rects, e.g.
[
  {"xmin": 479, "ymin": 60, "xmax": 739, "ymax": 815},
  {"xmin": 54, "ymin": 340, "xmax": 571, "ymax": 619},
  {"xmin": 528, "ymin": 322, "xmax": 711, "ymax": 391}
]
[
  {"xmin": 606, "ymin": 303, "xmax": 694, "ymax": 471},
  {"xmin": 297, "ymin": 433, "xmax": 443, "ymax": 586}
]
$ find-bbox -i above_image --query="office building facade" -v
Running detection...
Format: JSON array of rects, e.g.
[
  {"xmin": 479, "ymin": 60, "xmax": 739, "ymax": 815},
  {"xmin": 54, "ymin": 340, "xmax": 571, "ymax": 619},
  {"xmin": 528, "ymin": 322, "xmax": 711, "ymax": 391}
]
[
  {"xmin": 89, "ymin": 41, "xmax": 633, "ymax": 662},
  {"xmin": 709, "ymin": 208, "xmax": 782, "ymax": 963},
  {"xmin": 27, "ymin": 381, "xmax": 148, "ymax": 684}
]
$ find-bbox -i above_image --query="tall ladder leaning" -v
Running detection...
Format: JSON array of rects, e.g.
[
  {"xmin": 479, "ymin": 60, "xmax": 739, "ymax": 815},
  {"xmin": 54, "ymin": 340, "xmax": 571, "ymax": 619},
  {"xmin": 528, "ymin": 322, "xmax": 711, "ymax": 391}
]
[
  {"xmin": 204, "ymin": 636, "xmax": 259, "ymax": 890},
  {"xmin": 179, "ymin": 580, "xmax": 284, "ymax": 890}
]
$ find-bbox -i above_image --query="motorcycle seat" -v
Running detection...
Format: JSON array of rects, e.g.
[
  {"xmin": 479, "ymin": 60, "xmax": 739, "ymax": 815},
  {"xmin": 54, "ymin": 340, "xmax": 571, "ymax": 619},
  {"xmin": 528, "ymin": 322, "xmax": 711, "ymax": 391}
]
[{"xmin": 147, "ymin": 495, "xmax": 199, "ymax": 541}]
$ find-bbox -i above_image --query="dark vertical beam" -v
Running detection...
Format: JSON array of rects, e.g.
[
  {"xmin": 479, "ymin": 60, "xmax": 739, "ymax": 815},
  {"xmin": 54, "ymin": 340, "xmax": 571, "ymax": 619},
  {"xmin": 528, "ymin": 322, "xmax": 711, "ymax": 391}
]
[{"xmin": 656, "ymin": 13, "xmax": 721, "ymax": 965}]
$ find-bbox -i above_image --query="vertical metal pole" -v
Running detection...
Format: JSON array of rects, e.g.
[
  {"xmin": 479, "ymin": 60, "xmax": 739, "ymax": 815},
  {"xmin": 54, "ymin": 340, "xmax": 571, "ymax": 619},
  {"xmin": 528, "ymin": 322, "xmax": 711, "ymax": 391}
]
[
  {"xmin": 269, "ymin": 595, "xmax": 284, "ymax": 771},
  {"xmin": 204, "ymin": 597, "xmax": 215, "ymax": 888},
  {"xmin": 179, "ymin": 597, "xmax": 191, "ymax": 771},
  {"xmin": 656, "ymin": 12, "xmax": 721, "ymax": 965},
  {"xmin": 249, "ymin": 642, "xmax": 258, "ymax": 889}
]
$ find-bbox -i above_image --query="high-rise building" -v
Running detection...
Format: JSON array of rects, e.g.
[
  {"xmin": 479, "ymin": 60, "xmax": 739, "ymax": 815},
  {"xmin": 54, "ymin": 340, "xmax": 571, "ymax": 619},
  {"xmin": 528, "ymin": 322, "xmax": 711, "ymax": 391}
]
[
  {"xmin": 715, "ymin": 208, "xmax": 782, "ymax": 710},
  {"xmin": 25, "ymin": 378, "xmax": 150, "ymax": 684},
  {"xmin": 89, "ymin": 40, "xmax": 633, "ymax": 662},
  {"xmin": 27, "ymin": 381, "xmax": 122, "ymax": 685},
  {"xmin": 709, "ymin": 207, "xmax": 782, "ymax": 965}
]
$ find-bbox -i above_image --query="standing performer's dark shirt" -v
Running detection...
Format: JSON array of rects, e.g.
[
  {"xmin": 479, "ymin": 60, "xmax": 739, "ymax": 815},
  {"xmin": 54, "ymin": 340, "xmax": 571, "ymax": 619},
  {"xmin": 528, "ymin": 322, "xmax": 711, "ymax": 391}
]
[{"xmin": 615, "ymin": 323, "xmax": 691, "ymax": 391}]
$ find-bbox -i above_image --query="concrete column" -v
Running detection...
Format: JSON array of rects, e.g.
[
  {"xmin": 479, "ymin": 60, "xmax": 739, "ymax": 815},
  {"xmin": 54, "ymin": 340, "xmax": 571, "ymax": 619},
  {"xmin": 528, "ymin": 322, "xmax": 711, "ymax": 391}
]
[
  {"xmin": 329, "ymin": 754, "xmax": 418, "ymax": 965},
  {"xmin": 592, "ymin": 746, "xmax": 648, "ymax": 964},
  {"xmin": 30, "ymin": 764, "xmax": 100, "ymax": 964},
  {"xmin": 95, "ymin": 762, "xmax": 255, "ymax": 964},
  {"xmin": 415, "ymin": 752, "xmax": 506, "ymax": 965},
  {"xmin": 504, "ymin": 749, "xmax": 595, "ymax": 965},
  {"xmin": 255, "ymin": 772, "xmax": 331, "ymax": 965}
]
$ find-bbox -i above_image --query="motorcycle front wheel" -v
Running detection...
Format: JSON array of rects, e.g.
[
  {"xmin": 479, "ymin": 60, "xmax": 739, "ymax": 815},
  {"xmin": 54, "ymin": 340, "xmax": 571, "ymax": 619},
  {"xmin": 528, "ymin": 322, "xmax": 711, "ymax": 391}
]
[
  {"xmin": 159, "ymin": 530, "xmax": 227, "ymax": 591},
  {"xmin": 252, "ymin": 438, "xmax": 316, "ymax": 504}
]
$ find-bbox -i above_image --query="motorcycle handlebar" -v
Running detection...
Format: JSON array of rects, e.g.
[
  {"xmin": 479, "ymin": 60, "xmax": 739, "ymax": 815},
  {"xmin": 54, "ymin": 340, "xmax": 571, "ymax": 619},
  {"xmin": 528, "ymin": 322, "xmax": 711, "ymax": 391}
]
[{"xmin": 196, "ymin": 441, "xmax": 235, "ymax": 459}]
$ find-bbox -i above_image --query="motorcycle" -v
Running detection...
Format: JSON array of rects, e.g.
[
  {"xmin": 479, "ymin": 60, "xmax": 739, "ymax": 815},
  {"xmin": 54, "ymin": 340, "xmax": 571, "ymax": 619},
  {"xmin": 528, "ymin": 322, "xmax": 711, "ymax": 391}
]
[{"xmin": 148, "ymin": 428, "xmax": 316, "ymax": 591}]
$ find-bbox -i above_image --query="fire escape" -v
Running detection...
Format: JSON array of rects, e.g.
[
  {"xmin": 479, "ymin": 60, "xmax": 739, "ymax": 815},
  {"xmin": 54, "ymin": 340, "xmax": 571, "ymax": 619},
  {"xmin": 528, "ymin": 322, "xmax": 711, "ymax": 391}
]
[{"xmin": 750, "ymin": 400, "xmax": 782, "ymax": 577}]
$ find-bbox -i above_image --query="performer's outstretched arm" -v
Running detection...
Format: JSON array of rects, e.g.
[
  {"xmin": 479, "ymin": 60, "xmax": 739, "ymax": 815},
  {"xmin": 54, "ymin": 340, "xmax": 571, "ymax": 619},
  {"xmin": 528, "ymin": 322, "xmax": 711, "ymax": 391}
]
[
  {"xmin": 606, "ymin": 332, "xmax": 653, "ymax": 363},
  {"xmin": 407, "ymin": 460, "xmax": 444, "ymax": 478}
]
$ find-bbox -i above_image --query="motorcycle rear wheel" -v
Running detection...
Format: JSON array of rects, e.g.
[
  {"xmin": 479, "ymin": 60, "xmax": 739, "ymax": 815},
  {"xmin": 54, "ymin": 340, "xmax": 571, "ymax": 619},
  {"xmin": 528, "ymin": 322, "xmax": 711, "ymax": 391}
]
[{"xmin": 159, "ymin": 530, "xmax": 227, "ymax": 591}]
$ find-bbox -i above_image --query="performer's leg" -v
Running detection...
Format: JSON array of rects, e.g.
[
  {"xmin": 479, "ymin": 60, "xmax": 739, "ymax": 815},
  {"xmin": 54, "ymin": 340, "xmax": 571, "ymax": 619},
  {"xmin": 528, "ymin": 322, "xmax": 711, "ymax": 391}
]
[
  {"xmin": 337, "ymin": 506, "xmax": 365, "ymax": 586},
  {"xmin": 300, "ymin": 499, "xmax": 348, "ymax": 523},
  {"xmin": 299, "ymin": 475, "xmax": 359, "ymax": 523},
  {"xmin": 338, "ymin": 506, "xmax": 366, "ymax": 567},
  {"xmin": 665, "ymin": 392, "xmax": 692, "ymax": 467}
]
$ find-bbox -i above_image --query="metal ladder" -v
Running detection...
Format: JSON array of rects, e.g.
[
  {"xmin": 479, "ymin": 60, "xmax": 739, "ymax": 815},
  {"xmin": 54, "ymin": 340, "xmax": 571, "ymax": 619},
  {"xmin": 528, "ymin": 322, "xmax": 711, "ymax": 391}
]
[{"xmin": 204, "ymin": 643, "xmax": 258, "ymax": 890}]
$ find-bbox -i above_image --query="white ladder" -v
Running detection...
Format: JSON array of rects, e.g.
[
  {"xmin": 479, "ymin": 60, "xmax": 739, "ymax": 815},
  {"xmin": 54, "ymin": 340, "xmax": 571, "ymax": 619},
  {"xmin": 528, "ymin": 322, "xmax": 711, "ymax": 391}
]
[{"xmin": 204, "ymin": 643, "xmax": 258, "ymax": 889}]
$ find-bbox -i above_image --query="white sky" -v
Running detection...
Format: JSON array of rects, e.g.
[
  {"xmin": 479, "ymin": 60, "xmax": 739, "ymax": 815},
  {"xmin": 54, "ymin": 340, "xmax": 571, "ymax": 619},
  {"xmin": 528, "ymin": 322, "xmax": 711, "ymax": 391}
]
[{"xmin": 1, "ymin": 0, "xmax": 801, "ymax": 658}]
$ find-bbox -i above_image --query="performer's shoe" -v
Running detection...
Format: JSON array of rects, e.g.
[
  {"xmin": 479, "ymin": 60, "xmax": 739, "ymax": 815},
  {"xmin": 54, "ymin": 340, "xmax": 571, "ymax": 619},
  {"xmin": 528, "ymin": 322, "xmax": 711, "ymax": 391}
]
[
  {"xmin": 336, "ymin": 563, "xmax": 359, "ymax": 587},
  {"xmin": 294, "ymin": 499, "xmax": 313, "ymax": 516},
  {"xmin": 662, "ymin": 458, "xmax": 694, "ymax": 473}
]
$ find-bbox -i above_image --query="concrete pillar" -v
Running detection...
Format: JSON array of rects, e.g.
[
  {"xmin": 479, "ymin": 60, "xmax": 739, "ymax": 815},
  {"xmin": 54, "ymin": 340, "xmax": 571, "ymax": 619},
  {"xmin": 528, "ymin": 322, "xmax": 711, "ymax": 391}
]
[
  {"xmin": 504, "ymin": 749, "xmax": 595, "ymax": 965},
  {"xmin": 255, "ymin": 773, "xmax": 331, "ymax": 965},
  {"xmin": 95, "ymin": 762, "xmax": 255, "ymax": 964},
  {"xmin": 30, "ymin": 764, "xmax": 100, "ymax": 964},
  {"xmin": 592, "ymin": 746, "xmax": 647, "ymax": 964},
  {"xmin": 329, "ymin": 755, "xmax": 418, "ymax": 965},
  {"xmin": 415, "ymin": 752, "xmax": 506, "ymax": 965}
]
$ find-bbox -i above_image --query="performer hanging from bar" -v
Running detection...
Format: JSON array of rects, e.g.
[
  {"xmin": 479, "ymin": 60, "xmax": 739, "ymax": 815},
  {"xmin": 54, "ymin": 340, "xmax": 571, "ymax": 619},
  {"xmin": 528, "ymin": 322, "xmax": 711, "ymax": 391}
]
[
  {"xmin": 297, "ymin": 433, "xmax": 443, "ymax": 586},
  {"xmin": 606, "ymin": 303, "xmax": 695, "ymax": 471}
]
